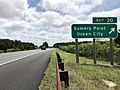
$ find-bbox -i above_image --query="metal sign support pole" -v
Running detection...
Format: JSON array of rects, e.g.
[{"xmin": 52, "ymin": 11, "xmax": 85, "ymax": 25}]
[
  {"xmin": 110, "ymin": 38, "xmax": 114, "ymax": 65},
  {"xmin": 93, "ymin": 38, "xmax": 97, "ymax": 64},
  {"xmin": 75, "ymin": 39, "xmax": 79, "ymax": 63}
]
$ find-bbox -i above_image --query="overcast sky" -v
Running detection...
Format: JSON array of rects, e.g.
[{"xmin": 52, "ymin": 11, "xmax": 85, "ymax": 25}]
[{"xmin": 0, "ymin": 0, "xmax": 120, "ymax": 46}]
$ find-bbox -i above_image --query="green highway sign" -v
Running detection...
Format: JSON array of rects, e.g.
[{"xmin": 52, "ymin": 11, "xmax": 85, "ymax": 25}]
[
  {"xmin": 93, "ymin": 17, "xmax": 117, "ymax": 23},
  {"xmin": 72, "ymin": 24, "xmax": 117, "ymax": 38}
]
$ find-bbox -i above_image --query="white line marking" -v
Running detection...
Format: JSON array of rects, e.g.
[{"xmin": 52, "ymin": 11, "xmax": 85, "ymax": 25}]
[{"xmin": 0, "ymin": 52, "xmax": 40, "ymax": 66}]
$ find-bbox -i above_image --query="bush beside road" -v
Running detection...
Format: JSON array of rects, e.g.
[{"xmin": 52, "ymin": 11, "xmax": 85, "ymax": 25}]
[{"xmin": 58, "ymin": 42, "xmax": 120, "ymax": 65}]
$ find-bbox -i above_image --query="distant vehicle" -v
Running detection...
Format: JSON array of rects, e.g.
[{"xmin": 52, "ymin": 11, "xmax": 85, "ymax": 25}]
[{"xmin": 41, "ymin": 46, "xmax": 46, "ymax": 50}]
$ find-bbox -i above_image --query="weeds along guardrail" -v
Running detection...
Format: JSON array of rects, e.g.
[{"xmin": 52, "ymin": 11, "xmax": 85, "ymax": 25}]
[{"xmin": 56, "ymin": 52, "xmax": 69, "ymax": 90}]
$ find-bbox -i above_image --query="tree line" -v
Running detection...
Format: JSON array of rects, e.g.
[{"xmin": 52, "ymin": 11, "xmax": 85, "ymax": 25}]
[
  {"xmin": 53, "ymin": 33, "xmax": 120, "ymax": 48},
  {"xmin": 0, "ymin": 39, "xmax": 37, "ymax": 52},
  {"xmin": 53, "ymin": 41, "xmax": 92, "ymax": 48}
]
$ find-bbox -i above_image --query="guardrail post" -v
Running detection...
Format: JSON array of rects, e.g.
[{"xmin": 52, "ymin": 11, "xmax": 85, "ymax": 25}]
[
  {"xmin": 58, "ymin": 62, "xmax": 64, "ymax": 71},
  {"xmin": 57, "ymin": 58, "xmax": 62, "ymax": 63},
  {"xmin": 56, "ymin": 52, "xmax": 61, "ymax": 59},
  {"xmin": 60, "ymin": 71, "xmax": 69, "ymax": 88}
]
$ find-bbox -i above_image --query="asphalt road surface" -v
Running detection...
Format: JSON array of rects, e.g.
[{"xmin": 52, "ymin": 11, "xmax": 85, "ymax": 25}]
[{"xmin": 0, "ymin": 49, "xmax": 53, "ymax": 90}]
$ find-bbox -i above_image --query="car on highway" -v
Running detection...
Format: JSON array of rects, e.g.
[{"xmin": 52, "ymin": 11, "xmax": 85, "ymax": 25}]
[{"xmin": 41, "ymin": 46, "xmax": 46, "ymax": 50}]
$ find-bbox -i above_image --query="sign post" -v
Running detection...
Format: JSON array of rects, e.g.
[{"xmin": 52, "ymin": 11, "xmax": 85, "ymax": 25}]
[
  {"xmin": 75, "ymin": 39, "xmax": 79, "ymax": 63},
  {"xmin": 110, "ymin": 39, "xmax": 114, "ymax": 65},
  {"xmin": 93, "ymin": 38, "xmax": 96, "ymax": 64}
]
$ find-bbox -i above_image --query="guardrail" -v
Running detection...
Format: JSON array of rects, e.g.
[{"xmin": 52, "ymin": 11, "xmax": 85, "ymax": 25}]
[
  {"xmin": 56, "ymin": 52, "xmax": 69, "ymax": 90},
  {"xmin": 56, "ymin": 61, "xmax": 62, "ymax": 90}
]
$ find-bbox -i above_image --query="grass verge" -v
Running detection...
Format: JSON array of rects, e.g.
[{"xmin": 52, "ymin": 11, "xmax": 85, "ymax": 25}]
[
  {"xmin": 40, "ymin": 50, "xmax": 57, "ymax": 90},
  {"xmin": 40, "ymin": 49, "xmax": 120, "ymax": 90}
]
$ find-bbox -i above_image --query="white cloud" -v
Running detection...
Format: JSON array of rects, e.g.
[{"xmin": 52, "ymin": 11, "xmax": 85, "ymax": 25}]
[
  {"xmin": 6, "ymin": 22, "xmax": 28, "ymax": 31},
  {"xmin": 42, "ymin": 0, "xmax": 104, "ymax": 17},
  {"xmin": 0, "ymin": 29, "xmax": 8, "ymax": 37},
  {"xmin": 39, "ymin": 31, "xmax": 47, "ymax": 36},
  {"xmin": 24, "ymin": 7, "xmax": 41, "ymax": 22},
  {"xmin": 31, "ymin": 11, "xmax": 77, "ymax": 28},
  {"xmin": 88, "ymin": 8, "xmax": 120, "ymax": 17},
  {"xmin": 0, "ymin": 18, "xmax": 9, "ymax": 29},
  {"xmin": 0, "ymin": 0, "xmax": 28, "ymax": 19},
  {"xmin": 92, "ymin": 0, "xmax": 103, "ymax": 6}
]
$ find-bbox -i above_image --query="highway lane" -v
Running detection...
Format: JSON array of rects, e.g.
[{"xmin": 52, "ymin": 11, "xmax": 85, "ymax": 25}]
[
  {"xmin": 0, "ymin": 49, "xmax": 43, "ymax": 65},
  {"xmin": 0, "ymin": 49, "xmax": 53, "ymax": 90}
]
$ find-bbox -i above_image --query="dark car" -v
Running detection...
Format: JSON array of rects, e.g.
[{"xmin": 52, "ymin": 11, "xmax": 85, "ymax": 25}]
[{"xmin": 41, "ymin": 46, "xmax": 46, "ymax": 50}]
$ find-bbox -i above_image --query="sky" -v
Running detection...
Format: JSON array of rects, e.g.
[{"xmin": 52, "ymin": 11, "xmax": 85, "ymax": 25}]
[{"xmin": 0, "ymin": 0, "xmax": 120, "ymax": 46}]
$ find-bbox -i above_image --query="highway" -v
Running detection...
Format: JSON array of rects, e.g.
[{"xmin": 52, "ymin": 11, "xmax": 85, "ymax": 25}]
[{"xmin": 0, "ymin": 49, "xmax": 53, "ymax": 90}]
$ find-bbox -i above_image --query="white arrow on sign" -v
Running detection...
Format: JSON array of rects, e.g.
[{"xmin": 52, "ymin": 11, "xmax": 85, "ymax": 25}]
[{"xmin": 109, "ymin": 28, "xmax": 115, "ymax": 34}]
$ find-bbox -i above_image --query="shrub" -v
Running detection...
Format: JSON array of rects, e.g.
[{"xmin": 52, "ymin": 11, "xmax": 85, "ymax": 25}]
[
  {"xmin": 114, "ymin": 48, "xmax": 120, "ymax": 65},
  {"xmin": 58, "ymin": 42, "xmax": 120, "ymax": 63},
  {"xmin": 7, "ymin": 48, "xmax": 21, "ymax": 52},
  {"xmin": 7, "ymin": 49, "xmax": 16, "ymax": 52}
]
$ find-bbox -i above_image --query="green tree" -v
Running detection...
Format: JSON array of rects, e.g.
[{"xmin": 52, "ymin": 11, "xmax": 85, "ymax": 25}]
[
  {"xmin": 0, "ymin": 39, "xmax": 36, "ymax": 51},
  {"xmin": 43, "ymin": 41, "xmax": 49, "ymax": 48}
]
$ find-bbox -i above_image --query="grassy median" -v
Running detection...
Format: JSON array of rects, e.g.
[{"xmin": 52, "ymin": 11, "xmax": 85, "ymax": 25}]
[{"xmin": 40, "ymin": 49, "xmax": 120, "ymax": 90}]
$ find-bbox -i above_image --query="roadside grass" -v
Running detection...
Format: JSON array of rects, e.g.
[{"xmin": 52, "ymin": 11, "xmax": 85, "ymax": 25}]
[
  {"xmin": 40, "ymin": 50, "xmax": 57, "ymax": 90},
  {"xmin": 40, "ymin": 49, "xmax": 120, "ymax": 90}
]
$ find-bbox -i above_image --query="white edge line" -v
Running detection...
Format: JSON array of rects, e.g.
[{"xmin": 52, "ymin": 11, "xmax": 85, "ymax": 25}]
[{"xmin": 0, "ymin": 52, "xmax": 40, "ymax": 66}]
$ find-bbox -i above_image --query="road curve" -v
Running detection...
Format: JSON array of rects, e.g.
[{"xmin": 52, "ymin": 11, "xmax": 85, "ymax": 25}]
[{"xmin": 0, "ymin": 49, "xmax": 53, "ymax": 90}]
